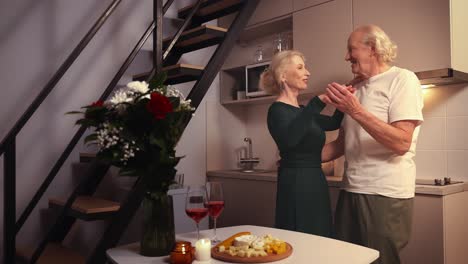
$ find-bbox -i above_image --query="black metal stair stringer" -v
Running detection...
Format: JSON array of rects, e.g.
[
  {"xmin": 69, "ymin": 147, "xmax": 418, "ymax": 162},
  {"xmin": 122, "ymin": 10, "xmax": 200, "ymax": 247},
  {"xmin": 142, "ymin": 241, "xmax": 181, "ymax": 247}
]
[
  {"xmin": 187, "ymin": 0, "xmax": 260, "ymax": 109},
  {"xmin": 87, "ymin": 1, "xmax": 260, "ymax": 263},
  {"xmin": 29, "ymin": 160, "xmax": 110, "ymax": 263}
]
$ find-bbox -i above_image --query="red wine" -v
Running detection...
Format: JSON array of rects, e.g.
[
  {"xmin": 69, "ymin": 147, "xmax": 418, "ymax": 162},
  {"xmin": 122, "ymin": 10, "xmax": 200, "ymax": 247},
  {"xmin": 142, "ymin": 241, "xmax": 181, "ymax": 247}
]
[
  {"xmin": 207, "ymin": 201, "xmax": 225, "ymax": 218},
  {"xmin": 186, "ymin": 208, "xmax": 208, "ymax": 223}
]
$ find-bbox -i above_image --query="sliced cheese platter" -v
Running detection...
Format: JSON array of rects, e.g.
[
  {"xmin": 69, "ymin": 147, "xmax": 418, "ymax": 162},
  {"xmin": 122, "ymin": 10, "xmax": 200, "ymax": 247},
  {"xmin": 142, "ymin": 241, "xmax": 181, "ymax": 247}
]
[{"xmin": 211, "ymin": 232, "xmax": 293, "ymax": 263}]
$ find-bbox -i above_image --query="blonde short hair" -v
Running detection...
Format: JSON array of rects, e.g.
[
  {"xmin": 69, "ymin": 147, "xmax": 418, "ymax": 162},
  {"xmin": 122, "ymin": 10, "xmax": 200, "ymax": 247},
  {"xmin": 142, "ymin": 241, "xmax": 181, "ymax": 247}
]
[
  {"xmin": 259, "ymin": 50, "xmax": 306, "ymax": 95},
  {"xmin": 355, "ymin": 25, "xmax": 397, "ymax": 63}
]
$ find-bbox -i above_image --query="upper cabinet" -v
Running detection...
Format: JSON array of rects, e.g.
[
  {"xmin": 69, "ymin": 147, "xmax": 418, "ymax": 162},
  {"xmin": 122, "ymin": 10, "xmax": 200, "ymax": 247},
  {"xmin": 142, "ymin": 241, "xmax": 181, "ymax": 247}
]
[
  {"xmin": 353, "ymin": 0, "xmax": 450, "ymax": 72},
  {"xmin": 293, "ymin": 0, "xmax": 330, "ymax": 11},
  {"xmin": 451, "ymin": 0, "xmax": 468, "ymax": 73},
  {"xmin": 293, "ymin": 0, "xmax": 353, "ymax": 93},
  {"xmin": 247, "ymin": 0, "xmax": 293, "ymax": 27}
]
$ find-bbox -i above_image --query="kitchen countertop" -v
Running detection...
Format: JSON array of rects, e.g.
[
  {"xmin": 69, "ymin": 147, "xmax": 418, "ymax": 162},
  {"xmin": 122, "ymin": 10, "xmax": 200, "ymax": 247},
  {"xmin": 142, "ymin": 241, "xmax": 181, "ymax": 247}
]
[{"xmin": 207, "ymin": 170, "xmax": 467, "ymax": 196}]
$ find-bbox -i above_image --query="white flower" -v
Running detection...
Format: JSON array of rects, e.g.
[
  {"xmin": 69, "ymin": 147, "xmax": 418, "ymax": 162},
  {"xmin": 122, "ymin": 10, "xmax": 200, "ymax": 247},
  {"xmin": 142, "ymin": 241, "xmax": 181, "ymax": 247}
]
[
  {"xmin": 166, "ymin": 85, "xmax": 184, "ymax": 99},
  {"xmin": 127, "ymin": 81, "xmax": 149, "ymax": 94},
  {"xmin": 108, "ymin": 90, "xmax": 133, "ymax": 105}
]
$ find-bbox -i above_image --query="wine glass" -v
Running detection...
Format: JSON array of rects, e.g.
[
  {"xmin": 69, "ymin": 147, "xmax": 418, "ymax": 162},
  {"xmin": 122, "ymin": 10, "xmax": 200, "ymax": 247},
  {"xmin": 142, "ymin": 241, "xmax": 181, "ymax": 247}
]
[
  {"xmin": 185, "ymin": 185, "xmax": 208, "ymax": 240},
  {"xmin": 206, "ymin": 181, "xmax": 225, "ymax": 244}
]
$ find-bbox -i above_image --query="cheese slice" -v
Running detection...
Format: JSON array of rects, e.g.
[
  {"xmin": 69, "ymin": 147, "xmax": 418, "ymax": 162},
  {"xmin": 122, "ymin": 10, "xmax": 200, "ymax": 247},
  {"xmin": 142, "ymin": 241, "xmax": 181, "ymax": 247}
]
[{"xmin": 233, "ymin": 235, "xmax": 257, "ymax": 247}]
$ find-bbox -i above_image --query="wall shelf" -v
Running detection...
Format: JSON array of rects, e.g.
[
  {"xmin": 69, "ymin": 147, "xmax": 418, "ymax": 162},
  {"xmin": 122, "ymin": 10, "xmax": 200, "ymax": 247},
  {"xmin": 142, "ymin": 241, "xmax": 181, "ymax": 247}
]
[{"xmin": 221, "ymin": 90, "xmax": 316, "ymax": 106}]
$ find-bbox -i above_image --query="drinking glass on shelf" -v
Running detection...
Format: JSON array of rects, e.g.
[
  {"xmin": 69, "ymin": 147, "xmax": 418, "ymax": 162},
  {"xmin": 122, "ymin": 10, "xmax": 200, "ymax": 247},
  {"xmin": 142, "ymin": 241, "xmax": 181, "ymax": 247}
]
[
  {"xmin": 206, "ymin": 181, "xmax": 225, "ymax": 244},
  {"xmin": 185, "ymin": 185, "xmax": 208, "ymax": 240}
]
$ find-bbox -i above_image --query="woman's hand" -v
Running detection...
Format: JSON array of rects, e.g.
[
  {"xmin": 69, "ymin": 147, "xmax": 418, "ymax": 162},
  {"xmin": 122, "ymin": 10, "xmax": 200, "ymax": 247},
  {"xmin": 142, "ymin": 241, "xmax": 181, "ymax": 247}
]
[{"xmin": 320, "ymin": 85, "xmax": 355, "ymax": 105}]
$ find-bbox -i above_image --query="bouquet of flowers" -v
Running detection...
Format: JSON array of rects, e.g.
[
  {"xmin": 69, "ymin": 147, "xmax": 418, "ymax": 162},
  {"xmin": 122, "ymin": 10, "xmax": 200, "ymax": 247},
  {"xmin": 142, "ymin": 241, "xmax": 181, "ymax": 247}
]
[{"xmin": 69, "ymin": 74, "xmax": 194, "ymax": 196}]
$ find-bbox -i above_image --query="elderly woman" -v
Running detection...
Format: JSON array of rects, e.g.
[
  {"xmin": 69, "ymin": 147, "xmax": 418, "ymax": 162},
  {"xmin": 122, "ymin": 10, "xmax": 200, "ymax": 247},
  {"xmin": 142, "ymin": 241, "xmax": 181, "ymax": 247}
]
[{"xmin": 260, "ymin": 50, "xmax": 344, "ymax": 237}]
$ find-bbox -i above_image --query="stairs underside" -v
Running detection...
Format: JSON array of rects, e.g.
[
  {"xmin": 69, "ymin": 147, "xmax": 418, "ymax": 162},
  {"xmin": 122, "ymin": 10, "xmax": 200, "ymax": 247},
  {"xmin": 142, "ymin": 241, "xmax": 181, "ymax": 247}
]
[
  {"xmin": 178, "ymin": 0, "xmax": 243, "ymax": 23},
  {"xmin": 133, "ymin": 63, "xmax": 204, "ymax": 84}
]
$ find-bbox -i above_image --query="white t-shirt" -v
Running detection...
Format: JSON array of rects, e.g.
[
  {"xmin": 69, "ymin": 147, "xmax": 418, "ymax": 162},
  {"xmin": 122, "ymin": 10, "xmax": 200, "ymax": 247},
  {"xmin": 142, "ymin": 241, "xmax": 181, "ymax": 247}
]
[{"xmin": 342, "ymin": 66, "xmax": 424, "ymax": 198}]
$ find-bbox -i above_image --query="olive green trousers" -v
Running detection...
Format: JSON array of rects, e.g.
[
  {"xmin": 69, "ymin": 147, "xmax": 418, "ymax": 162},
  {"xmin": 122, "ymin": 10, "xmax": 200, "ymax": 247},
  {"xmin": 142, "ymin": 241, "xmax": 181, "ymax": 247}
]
[{"xmin": 334, "ymin": 190, "xmax": 413, "ymax": 264}]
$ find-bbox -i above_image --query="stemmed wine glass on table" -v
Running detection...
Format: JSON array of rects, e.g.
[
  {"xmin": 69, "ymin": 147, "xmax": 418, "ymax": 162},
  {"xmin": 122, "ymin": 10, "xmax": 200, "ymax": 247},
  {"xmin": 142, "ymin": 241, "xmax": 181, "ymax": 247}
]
[
  {"xmin": 185, "ymin": 185, "xmax": 208, "ymax": 240},
  {"xmin": 206, "ymin": 181, "xmax": 225, "ymax": 244}
]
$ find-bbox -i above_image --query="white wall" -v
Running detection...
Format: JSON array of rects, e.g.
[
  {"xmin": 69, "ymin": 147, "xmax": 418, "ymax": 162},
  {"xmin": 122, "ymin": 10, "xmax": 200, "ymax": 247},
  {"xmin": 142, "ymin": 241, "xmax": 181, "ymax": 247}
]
[{"xmin": 0, "ymin": 0, "xmax": 218, "ymax": 258}]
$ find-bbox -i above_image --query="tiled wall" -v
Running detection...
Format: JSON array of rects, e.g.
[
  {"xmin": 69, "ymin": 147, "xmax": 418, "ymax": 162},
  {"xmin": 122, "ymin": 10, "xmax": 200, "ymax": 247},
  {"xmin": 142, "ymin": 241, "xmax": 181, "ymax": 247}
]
[
  {"xmin": 208, "ymin": 83, "xmax": 468, "ymax": 182},
  {"xmin": 416, "ymin": 83, "xmax": 468, "ymax": 181}
]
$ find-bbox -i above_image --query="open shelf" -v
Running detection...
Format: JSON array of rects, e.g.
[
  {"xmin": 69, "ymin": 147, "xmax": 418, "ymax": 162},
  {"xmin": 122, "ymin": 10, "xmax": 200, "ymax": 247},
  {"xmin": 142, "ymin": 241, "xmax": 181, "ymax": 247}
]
[{"xmin": 221, "ymin": 91, "xmax": 317, "ymax": 106}]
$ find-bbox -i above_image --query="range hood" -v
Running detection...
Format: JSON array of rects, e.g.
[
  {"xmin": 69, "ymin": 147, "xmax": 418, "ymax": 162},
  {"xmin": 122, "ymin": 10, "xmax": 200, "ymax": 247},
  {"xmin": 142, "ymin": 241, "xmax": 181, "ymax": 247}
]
[
  {"xmin": 415, "ymin": 68, "xmax": 468, "ymax": 86},
  {"xmin": 414, "ymin": 0, "xmax": 468, "ymax": 87}
]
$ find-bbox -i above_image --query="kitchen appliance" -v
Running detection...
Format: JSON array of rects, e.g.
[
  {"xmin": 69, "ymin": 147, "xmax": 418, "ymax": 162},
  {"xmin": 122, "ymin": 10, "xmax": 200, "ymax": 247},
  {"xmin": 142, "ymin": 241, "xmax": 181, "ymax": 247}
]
[
  {"xmin": 415, "ymin": 68, "xmax": 468, "ymax": 87},
  {"xmin": 415, "ymin": 177, "xmax": 464, "ymax": 186},
  {"xmin": 245, "ymin": 61, "xmax": 271, "ymax": 97}
]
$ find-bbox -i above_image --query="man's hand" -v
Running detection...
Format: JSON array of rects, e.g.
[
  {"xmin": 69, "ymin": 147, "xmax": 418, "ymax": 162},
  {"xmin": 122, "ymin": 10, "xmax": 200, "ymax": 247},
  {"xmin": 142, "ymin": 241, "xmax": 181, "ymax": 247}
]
[{"xmin": 323, "ymin": 82, "xmax": 362, "ymax": 116}]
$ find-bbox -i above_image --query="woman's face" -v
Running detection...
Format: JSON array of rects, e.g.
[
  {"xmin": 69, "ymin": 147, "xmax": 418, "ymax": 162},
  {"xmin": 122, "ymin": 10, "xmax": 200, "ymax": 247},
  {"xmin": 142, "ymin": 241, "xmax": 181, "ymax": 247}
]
[{"xmin": 282, "ymin": 56, "xmax": 310, "ymax": 90}]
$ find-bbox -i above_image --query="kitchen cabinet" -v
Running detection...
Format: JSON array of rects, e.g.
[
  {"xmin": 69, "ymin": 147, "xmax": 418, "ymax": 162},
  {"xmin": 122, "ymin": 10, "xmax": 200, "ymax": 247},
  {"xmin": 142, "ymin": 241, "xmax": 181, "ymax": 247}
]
[
  {"xmin": 400, "ymin": 190, "xmax": 468, "ymax": 264},
  {"xmin": 352, "ymin": 0, "xmax": 450, "ymax": 72},
  {"xmin": 293, "ymin": 0, "xmax": 330, "ymax": 11},
  {"xmin": 207, "ymin": 171, "xmax": 468, "ymax": 263},
  {"xmin": 293, "ymin": 0, "xmax": 353, "ymax": 94},
  {"xmin": 247, "ymin": 0, "xmax": 293, "ymax": 27},
  {"xmin": 206, "ymin": 171, "xmax": 343, "ymax": 228},
  {"xmin": 207, "ymin": 172, "xmax": 277, "ymax": 228}
]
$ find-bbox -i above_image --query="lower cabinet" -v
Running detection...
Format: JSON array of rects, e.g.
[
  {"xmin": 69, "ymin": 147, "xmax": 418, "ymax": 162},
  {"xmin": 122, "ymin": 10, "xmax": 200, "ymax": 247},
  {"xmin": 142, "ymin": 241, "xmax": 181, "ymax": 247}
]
[
  {"xmin": 206, "ymin": 175, "xmax": 277, "ymax": 228},
  {"xmin": 208, "ymin": 173, "xmax": 468, "ymax": 264},
  {"xmin": 400, "ymin": 191, "xmax": 468, "ymax": 264}
]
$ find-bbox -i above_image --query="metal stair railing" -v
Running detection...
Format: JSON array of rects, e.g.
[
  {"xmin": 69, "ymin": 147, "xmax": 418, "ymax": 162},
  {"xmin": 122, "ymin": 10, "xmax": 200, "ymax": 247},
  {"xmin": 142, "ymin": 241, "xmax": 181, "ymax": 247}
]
[
  {"xmin": 1, "ymin": 1, "xmax": 123, "ymax": 263},
  {"xmin": 25, "ymin": 0, "xmax": 178, "ymax": 262},
  {"xmin": 2, "ymin": 0, "xmax": 260, "ymax": 263}
]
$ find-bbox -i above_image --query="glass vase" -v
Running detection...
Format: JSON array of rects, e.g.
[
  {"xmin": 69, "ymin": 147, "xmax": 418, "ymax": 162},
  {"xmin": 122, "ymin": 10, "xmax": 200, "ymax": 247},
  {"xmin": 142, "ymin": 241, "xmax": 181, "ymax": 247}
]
[{"xmin": 140, "ymin": 194, "xmax": 175, "ymax": 256}]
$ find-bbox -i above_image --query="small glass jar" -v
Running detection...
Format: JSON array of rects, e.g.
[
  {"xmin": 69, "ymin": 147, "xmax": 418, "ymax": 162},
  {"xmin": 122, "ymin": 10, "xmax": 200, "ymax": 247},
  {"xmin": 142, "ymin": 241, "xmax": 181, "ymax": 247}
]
[
  {"xmin": 254, "ymin": 45, "xmax": 264, "ymax": 62},
  {"xmin": 170, "ymin": 241, "xmax": 193, "ymax": 264}
]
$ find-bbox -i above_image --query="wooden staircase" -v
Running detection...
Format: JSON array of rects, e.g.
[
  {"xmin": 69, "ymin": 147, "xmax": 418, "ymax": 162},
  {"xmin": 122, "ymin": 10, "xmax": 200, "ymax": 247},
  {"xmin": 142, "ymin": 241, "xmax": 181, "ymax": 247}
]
[{"xmin": 11, "ymin": 0, "xmax": 260, "ymax": 263}]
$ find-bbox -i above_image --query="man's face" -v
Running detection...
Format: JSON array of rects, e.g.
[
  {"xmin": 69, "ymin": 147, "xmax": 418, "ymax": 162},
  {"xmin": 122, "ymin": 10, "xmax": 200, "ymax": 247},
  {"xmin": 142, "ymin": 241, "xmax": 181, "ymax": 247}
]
[{"xmin": 345, "ymin": 31, "xmax": 376, "ymax": 78}]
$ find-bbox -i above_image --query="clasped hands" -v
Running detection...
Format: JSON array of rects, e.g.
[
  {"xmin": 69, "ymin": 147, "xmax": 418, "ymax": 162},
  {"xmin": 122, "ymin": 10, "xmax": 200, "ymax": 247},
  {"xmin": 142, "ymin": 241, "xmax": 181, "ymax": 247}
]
[{"xmin": 322, "ymin": 79, "xmax": 363, "ymax": 116}]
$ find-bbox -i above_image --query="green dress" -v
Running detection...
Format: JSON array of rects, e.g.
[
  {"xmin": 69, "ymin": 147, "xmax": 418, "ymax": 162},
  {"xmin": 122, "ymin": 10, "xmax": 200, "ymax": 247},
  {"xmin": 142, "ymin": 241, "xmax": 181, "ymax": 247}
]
[{"xmin": 267, "ymin": 97, "xmax": 343, "ymax": 237}]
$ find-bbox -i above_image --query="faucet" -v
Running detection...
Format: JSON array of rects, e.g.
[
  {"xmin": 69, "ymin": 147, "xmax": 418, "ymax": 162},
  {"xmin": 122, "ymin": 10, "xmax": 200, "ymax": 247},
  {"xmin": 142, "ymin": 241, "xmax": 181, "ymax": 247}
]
[
  {"xmin": 244, "ymin": 137, "xmax": 253, "ymax": 159},
  {"xmin": 240, "ymin": 137, "xmax": 259, "ymax": 172}
]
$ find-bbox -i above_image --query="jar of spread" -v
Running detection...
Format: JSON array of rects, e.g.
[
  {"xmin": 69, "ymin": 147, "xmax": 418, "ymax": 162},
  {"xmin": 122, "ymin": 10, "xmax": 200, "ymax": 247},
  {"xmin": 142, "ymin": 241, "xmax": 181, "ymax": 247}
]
[{"xmin": 170, "ymin": 241, "xmax": 193, "ymax": 264}]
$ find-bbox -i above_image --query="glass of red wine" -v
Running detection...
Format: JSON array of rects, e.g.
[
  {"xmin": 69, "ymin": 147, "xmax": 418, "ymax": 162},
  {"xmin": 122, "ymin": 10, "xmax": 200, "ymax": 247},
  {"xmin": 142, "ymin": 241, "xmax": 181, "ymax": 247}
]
[
  {"xmin": 185, "ymin": 185, "xmax": 208, "ymax": 240},
  {"xmin": 206, "ymin": 181, "xmax": 225, "ymax": 244}
]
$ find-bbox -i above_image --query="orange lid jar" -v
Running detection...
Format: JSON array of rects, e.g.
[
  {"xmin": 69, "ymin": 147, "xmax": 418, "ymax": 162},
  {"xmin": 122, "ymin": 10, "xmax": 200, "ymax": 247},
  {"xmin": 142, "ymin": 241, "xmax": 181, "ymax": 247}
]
[{"xmin": 170, "ymin": 241, "xmax": 193, "ymax": 264}]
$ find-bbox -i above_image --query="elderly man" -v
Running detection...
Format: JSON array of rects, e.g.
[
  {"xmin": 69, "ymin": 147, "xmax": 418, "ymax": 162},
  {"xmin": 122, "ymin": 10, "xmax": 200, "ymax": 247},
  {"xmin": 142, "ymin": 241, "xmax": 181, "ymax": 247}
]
[{"xmin": 322, "ymin": 25, "xmax": 424, "ymax": 264}]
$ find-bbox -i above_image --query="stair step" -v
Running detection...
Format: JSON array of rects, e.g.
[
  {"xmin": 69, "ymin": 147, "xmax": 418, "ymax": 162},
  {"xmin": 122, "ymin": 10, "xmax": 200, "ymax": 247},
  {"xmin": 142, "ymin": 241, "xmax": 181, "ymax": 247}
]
[
  {"xmin": 164, "ymin": 25, "xmax": 227, "ymax": 54},
  {"xmin": 79, "ymin": 152, "xmax": 96, "ymax": 163},
  {"xmin": 133, "ymin": 63, "xmax": 204, "ymax": 85},
  {"xmin": 178, "ymin": 0, "xmax": 243, "ymax": 23},
  {"xmin": 49, "ymin": 196, "xmax": 120, "ymax": 221},
  {"xmin": 16, "ymin": 243, "xmax": 85, "ymax": 264}
]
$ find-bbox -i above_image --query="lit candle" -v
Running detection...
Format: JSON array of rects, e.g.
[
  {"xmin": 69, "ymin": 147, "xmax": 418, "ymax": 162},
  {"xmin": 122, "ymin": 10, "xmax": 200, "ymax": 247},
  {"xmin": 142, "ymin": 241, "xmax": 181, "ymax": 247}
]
[{"xmin": 195, "ymin": 238, "xmax": 211, "ymax": 261}]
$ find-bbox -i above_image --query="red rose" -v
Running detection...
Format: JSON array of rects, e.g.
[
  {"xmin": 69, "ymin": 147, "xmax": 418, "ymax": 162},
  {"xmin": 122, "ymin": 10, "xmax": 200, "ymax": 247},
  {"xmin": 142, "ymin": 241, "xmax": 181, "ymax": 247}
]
[
  {"xmin": 146, "ymin": 92, "xmax": 173, "ymax": 119},
  {"xmin": 91, "ymin": 100, "xmax": 104, "ymax": 107}
]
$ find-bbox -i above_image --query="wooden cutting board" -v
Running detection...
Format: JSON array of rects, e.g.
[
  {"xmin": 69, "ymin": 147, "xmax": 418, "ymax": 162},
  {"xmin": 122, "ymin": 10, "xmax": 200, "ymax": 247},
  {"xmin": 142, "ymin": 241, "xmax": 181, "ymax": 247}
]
[{"xmin": 211, "ymin": 242, "xmax": 293, "ymax": 263}]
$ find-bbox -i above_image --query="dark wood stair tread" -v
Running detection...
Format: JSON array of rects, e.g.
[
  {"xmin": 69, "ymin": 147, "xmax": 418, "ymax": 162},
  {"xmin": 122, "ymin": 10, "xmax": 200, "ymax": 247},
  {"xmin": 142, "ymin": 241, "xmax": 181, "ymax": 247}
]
[
  {"xmin": 134, "ymin": 63, "xmax": 204, "ymax": 85},
  {"xmin": 49, "ymin": 196, "xmax": 120, "ymax": 220},
  {"xmin": 163, "ymin": 24, "xmax": 227, "ymax": 53},
  {"xmin": 16, "ymin": 243, "xmax": 85, "ymax": 264},
  {"xmin": 79, "ymin": 152, "xmax": 96, "ymax": 162},
  {"xmin": 178, "ymin": 0, "xmax": 243, "ymax": 23}
]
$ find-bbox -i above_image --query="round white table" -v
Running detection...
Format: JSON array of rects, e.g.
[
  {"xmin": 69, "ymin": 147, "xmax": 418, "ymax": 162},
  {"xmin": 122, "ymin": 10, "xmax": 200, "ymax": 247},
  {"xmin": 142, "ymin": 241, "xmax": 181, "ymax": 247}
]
[{"xmin": 107, "ymin": 225, "xmax": 379, "ymax": 264}]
